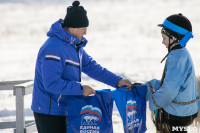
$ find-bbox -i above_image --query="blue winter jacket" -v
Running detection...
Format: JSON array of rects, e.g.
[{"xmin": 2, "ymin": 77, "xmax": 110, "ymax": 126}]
[
  {"xmin": 31, "ymin": 19, "xmax": 122, "ymax": 116},
  {"xmin": 146, "ymin": 47, "xmax": 199, "ymax": 116}
]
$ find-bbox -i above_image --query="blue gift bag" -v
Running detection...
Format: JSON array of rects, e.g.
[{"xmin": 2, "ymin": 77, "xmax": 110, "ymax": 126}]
[
  {"xmin": 65, "ymin": 89, "xmax": 113, "ymax": 133},
  {"xmin": 112, "ymin": 85, "xmax": 147, "ymax": 133}
]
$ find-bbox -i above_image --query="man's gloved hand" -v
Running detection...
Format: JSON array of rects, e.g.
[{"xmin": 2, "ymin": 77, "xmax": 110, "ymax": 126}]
[{"xmin": 131, "ymin": 83, "xmax": 141, "ymax": 90}]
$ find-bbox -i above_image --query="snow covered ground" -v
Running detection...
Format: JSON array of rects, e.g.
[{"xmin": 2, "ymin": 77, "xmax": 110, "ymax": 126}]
[{"xmin": 0, "ymin": 0, "xmax": 200, "ymax": 132}]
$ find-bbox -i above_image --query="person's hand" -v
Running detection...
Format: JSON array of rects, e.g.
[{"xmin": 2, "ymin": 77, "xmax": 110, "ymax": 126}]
[
  {"xmin": 83, "ymin": 85, "xmax": 96, "ymax": 96},
  {"xmin": 117, "ymin": 79, "xmax": 131, "ymax": 89},
  {"xmin": 131, "ymin": 83, "xmax": 141, "ymax": 90}
]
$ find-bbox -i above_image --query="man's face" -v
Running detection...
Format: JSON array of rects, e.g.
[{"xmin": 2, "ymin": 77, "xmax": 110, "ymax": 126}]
[{"xmin": 72, "ymin": 27, "xmax": 87, "ymax": 40}]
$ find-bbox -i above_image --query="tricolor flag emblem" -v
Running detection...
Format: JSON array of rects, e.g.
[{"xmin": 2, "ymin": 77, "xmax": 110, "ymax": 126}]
[
  {"xmin": 80, "ymin": 105, "xmax": 102, "ymax": 122},
  {"xmin": 65, "ymin": 58, "xmax": 80, "ymax": 68},
  {"xmin": 45, "ymin": 54, "xmax": 60, "ymax": 62},
  {"xmin": 126, "ymin": 100, "xmax": 138, "ymax": 113}
]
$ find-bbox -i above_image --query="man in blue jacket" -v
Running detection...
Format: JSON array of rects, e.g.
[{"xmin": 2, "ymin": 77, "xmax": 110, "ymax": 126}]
[{"xmin": 31, "ymin": 1, "xmax": 131, "ymax": 133}]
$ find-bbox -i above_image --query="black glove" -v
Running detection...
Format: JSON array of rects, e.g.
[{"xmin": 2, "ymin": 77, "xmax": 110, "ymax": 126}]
[{"xmin": 131, "ymin": 83, "xmax": 141, "ymax": 90}]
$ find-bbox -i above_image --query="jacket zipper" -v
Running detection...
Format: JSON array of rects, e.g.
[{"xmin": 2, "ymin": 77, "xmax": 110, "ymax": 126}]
[
  {"xmin": 49, "ymin": 94, "xmax": 52, "ymax": 114},
  {"xmin": 76, "ymin": 46, "xmax": 82, "ymax": 83},
  {"xmin": 57, "ymin": 95, "xmax": 62, "ymax": 106}
]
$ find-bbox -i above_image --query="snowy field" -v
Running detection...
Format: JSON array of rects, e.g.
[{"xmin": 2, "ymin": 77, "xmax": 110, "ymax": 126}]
[{"xmin": 0, "ymin": 0, "xmax": 200, "ymax": 132}]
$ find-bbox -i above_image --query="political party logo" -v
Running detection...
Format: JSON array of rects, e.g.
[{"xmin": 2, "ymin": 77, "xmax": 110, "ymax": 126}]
[
  {"xmin": 126, "ymin": 100, "xmax": 140, "ymax": 130},
  {"xmin": 80, "ymin": 105, "xmax": 102, "ymax": 132},
  {"xmin": 126, "ymin": 100, "xmax": 138, "ymax": 113},
  {"xmin": 81, "ymin": 115, "xmax": 99, "ymax": 125}
]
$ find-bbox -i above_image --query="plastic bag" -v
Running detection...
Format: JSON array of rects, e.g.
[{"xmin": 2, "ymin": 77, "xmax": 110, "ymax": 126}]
[
  {"xmin": 66, "ymin": 89, "xmax": 113, "ymax": 133},
  {"xmin": 112, "ymin": 85, "xmax": 147, "ymax": 133}
]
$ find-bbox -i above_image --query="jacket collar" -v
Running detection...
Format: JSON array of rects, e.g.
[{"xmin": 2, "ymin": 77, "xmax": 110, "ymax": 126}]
[
  {"xmin": 64, "ymin": 30, "xmax": 88, "ymax": 49},
  {"xmin": 47, "ymin": 19, "xmax": 87, "ymax": 49}
]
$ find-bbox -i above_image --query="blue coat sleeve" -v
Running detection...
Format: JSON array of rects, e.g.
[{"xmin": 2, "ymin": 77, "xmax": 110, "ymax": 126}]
[
  {"xmin": 145, "ymin": 79, "xmax": 161, "ymax": 101},
  {"xmin": 41, "ymin": 47, "xmax": 83, "ymax": 95},
  {"xmin": 82, "ymin": 50, "xmax": 122, "ymax": 88},
  {"xmin": 148, "ymin": 67, "xmax": 185, "ymax": 111}
]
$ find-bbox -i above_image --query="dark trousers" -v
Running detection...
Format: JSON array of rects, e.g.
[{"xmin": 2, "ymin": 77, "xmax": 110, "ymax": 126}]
[
  {"xmin": 34, "ymin": 112, "xmax": 67, "ymax": 133},
  {"xmin": 160, "ymin": 110, "xmax": 197, "ymax": 133}
]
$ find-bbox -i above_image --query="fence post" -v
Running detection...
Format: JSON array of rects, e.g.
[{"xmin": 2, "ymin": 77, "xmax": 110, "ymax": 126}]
[{"xmin": 15, "ymin": 87, "xmax": 25, "ymax": 133}]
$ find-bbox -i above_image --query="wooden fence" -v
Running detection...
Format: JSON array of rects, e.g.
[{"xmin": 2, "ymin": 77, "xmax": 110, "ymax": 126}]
[{"xmin": 0, "ymin": 80, "xmax": 36, "ymax": 133}]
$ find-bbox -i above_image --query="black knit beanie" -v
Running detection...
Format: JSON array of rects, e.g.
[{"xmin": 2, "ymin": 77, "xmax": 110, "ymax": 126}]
[{"xmin": 62, "ymin": 1, "xmax": 89, "ymax": 28}]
